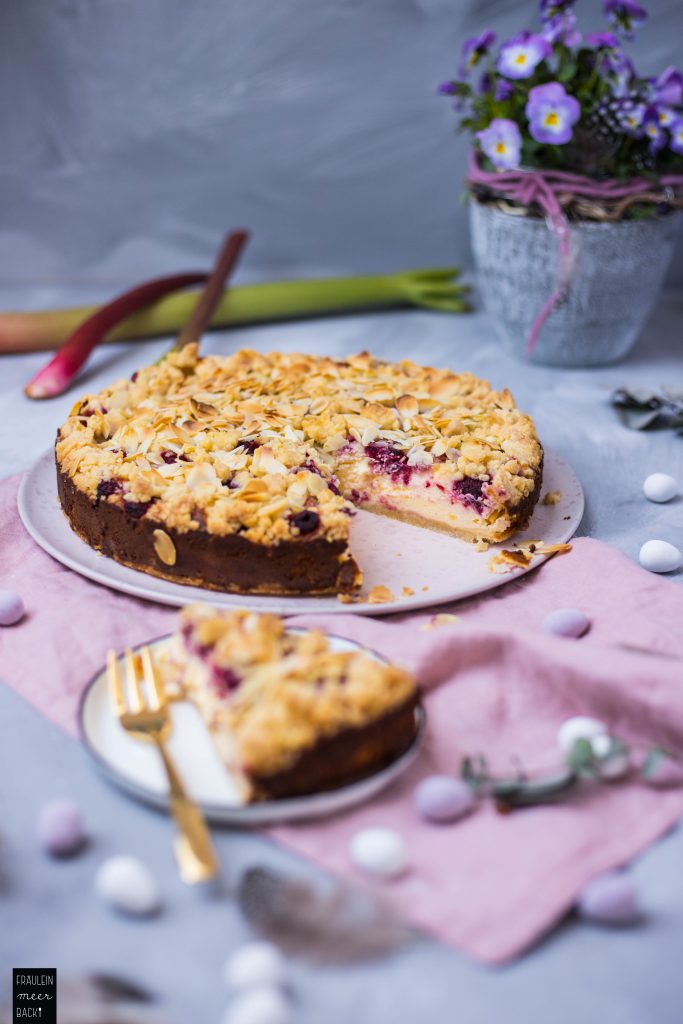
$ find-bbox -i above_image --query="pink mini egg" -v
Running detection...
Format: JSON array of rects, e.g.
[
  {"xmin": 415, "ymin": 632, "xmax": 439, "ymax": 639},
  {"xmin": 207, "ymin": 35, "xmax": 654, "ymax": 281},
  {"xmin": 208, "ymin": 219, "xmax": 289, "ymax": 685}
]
[
  {"xmin": 37, "ymin": 799, "xmax": 86, "ymax": 857},
  {"xmin": 543, "ymin": 608, "xmax": 590, "ymax": 638},
  {"xmin": 577, "ymin": 871, "xmax": 641, "ymax": 925},
  {"xmin": 414, "ymin": 776, "xmax": 475, "ymax": 823},
  {"xmin": 0, "ymin": 590, "xmax": 24, "ymax": 626}
]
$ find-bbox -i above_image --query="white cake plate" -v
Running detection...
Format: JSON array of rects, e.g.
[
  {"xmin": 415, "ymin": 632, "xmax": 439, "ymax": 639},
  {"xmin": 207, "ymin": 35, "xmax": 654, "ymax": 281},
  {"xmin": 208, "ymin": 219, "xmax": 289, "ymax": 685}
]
[{"xmin": 19, "ymin": 446, "xmax": 583, "ymax": 616}]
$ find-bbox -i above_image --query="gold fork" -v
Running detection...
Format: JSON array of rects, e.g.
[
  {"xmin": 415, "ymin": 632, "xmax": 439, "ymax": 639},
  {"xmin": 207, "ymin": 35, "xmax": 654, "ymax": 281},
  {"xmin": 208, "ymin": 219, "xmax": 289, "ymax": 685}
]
[{"xmin": 107, "ymin": 645, "xmax": 219, "ymax": 884}]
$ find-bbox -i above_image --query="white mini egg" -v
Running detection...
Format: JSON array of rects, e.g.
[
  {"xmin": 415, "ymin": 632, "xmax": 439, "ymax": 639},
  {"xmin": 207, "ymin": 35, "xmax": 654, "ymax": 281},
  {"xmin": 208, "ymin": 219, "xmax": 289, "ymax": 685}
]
[
  {"xmin": 223, "ymin": 987, "xmax": 293, "ymax": 1024},
  {"xmin": 0, "ymin": 590, "xmax": 24, "ymax": 626},
  {"xmin": 639, "ymin": 540, "xmax": 682, "ymax": 574},
  {"xmin": 224, "ymin": 942, "xmax": 286, "ymax": 991},
  {"xmin": 643, "ymin": 473, "xmax": 678, "ymax": 503},
  {"xmin": 350, "ymin": 827, "xmax": 408, "ymax": 879},
  {"xmin": 557, "ymin": 717, "xmax": 608, "ymax": 754},
  {"xmin": 95, "ymin": 855, "xmax": 161, "ymax": 917}
]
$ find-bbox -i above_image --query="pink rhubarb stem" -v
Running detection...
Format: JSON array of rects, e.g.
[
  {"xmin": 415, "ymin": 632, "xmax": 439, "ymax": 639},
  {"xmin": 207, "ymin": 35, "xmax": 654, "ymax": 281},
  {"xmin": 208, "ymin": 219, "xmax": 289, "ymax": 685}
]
[{"xmin": 24, "ymin": 272, "xmax": 207, "ymax": 400}]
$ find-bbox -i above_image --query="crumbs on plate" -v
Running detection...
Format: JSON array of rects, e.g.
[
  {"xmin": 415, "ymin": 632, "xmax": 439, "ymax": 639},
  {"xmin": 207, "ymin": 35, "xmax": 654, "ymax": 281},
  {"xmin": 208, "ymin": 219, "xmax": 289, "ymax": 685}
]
[
  {"xmin": 421, "ymin": 613, "xmax": 462, "ymax": 631},
  {"xmin": 488, "ymin": 541, "xmax": 572, "ymax": 574},
  {"xmin": 367, "ymin": 585, "xmax": 395, "ymax": 605},
  {"xmin": 402, "ymin": 586, "xmax": 415, "ymax": 597},
  {"xmin": 542, "ymin": 490, "xmax": 562, "ymax": 506}
]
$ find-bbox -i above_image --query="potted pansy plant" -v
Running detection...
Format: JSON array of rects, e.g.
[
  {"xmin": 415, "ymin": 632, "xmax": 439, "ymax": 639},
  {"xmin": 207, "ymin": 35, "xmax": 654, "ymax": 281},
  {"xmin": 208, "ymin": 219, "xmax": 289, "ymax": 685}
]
[{"xmin": 440, "ymin": 0, "xmax": 683, "ymax": 366}]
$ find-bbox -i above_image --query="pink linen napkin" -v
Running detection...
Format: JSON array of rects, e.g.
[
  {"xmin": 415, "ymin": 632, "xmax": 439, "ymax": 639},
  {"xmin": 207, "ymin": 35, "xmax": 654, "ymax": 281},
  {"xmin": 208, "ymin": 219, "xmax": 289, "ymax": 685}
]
[{"xmin": 3, "ymin": 471, "xmax": 683, "ymax": 963}]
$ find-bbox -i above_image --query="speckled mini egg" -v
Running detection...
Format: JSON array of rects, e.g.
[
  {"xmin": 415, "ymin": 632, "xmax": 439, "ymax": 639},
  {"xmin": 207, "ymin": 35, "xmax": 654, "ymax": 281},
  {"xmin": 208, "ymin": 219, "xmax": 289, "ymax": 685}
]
[
  {"xmin": 577, "ymin": 871, "xmax": 641, "ymax": 925},
  {"xmin": 557, "ymin": 717, "xmax": 608, "ymax": 754},
  {"xmin": 223, "ymin": 942, "xmax": 286, "ymax": 991},
  {"xmin": 350, "ymin": 827, "xmax": 408, "ymax": 879},
  {"xmin": 95, "ymin": 855, "xmax": 161, "ymax": 917},
  {"xmin": 643, "ymin": 473, "xmax": 678, "ymax": 504},
  {"xmin": 37, "ymin": 799, "xmax": 86, "ymax": 857},
  {"xmin": 543, "ymin": 608, "xmax": 590, "ymax": 639},
  {"xmin": 414, "ymin": 776, "xmax": 475, "ymax": 823},
  {"xmin": 0, "ymin": 590, "xmax": 24, "ymax": 626},
  {"xmin": 223, "ymin": 987, "xmax": 293, "ymax": 1024},
  {"xmin": 639, "ymin": 540, "xmax": 682, "ymax": 574}
]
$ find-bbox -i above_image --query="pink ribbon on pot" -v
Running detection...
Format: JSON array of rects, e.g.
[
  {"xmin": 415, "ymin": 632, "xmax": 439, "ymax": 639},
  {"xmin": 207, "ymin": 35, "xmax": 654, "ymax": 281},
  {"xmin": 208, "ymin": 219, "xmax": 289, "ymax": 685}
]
[{"xmin": 466, "ymin": 152, "xmax": 683, "ymax": 355}]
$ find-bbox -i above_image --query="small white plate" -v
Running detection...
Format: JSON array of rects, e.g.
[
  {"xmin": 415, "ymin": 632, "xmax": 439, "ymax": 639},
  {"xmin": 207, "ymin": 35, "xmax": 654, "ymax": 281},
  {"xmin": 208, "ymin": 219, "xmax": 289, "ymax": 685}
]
[
  {"xmin": 19, "ymin": 446, "xmax": 583, "ymax": 616},
  {"xmin": 79, "ymin": 633, "xmax": 425, "ymax": 825}
]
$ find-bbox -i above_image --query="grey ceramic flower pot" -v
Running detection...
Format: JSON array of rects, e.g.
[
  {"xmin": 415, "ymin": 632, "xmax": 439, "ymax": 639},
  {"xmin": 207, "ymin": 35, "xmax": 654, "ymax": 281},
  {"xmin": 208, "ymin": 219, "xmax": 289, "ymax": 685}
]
[{"xmin": 469, "ymin": 199, "xmax": 680, "ymax": 367}]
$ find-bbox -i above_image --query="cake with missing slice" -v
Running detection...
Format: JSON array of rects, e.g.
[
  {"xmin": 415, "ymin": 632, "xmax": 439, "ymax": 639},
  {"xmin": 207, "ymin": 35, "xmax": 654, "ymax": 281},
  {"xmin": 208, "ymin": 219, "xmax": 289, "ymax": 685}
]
[
  {"xmin": 55, "ymin": 345, "xmax": 543, "ymax": 595},
  {"xmin": 158, "ymin": 605, "xmax": 420, "ymax": 802}
]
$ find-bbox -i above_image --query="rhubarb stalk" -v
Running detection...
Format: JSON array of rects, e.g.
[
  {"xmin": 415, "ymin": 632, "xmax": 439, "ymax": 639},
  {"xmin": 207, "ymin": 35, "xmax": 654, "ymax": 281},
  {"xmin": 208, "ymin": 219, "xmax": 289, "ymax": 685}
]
[
  {"xmin": 23, "ymin": 273, "xmax": 206, "ymax": 399},
  {"xmin": 5, "ymin": 268, "xmax": 470, "ymax": 357},
  {"xmin": 24, "ymin": 229, "xmax": 249, "ymax": 400}
]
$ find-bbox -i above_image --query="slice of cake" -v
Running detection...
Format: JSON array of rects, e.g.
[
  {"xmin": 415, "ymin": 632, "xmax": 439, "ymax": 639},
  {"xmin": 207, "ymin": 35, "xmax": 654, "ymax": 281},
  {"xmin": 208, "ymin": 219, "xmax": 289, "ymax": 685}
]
[
  {"xmin": 161, "ymin": 605, "xmax": 420, "ymax": 802},
  {"xmin": 55, "ymin": 345, "xmax": 543, "ymax": 595}
]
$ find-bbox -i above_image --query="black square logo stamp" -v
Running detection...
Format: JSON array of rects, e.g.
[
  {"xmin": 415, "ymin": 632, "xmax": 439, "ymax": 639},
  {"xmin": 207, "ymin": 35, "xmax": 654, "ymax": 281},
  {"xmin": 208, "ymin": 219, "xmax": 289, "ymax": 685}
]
[{"xmin": 12, "ymin": 969, "xmax": 57, "ymax": 1022}]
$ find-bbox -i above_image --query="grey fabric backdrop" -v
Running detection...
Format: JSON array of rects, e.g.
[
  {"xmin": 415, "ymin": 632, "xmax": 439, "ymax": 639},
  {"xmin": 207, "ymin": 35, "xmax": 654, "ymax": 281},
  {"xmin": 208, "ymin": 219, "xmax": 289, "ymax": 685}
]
[{"xmin": 1, "ymin": 0, "xmax": 682, "ymax": 288}]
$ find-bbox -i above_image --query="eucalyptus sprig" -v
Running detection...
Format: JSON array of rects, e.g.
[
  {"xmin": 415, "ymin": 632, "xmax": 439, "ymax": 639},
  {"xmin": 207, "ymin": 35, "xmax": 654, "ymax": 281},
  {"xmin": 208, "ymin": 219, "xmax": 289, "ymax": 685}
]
[{"xmin": 461, "ymin": 728, "xmax": 683, "ymax": 812}]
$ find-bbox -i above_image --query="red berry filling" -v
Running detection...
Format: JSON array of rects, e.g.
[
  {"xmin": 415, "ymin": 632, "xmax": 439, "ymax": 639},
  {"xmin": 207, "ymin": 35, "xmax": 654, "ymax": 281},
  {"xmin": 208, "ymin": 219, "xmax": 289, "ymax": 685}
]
[
  {"xmin": 290, "ymin": 510, "xmax": 320, "ymax": 535},
  {"xmin": 211, "ymin": 665, "xmax": 242, "ymax": 698},
  {"xmin": 451, "ymin": 477, "xmax": 487, "ymax": 515},
  {"xmin": 364, "ymin": 442, "xmax": 413, "ymax": 485}
]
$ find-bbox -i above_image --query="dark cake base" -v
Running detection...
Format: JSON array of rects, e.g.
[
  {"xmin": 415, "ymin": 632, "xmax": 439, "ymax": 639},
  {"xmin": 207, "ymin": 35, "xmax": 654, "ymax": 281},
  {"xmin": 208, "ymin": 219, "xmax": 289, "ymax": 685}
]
[
  {"xmin": 248, "ymin": 696, "xmax": 421, "ymax": 801},
  {"xmin": 57, "ymin": 466, "xmax": 360, "ymax": 596}
]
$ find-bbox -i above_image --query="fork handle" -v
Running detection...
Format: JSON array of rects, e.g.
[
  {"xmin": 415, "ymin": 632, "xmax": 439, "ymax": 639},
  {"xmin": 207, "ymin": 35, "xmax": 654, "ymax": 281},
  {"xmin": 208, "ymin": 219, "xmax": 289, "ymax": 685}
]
[{"xmin": 154, "ymin": 737, "xmax": 220, "ymax": 884}]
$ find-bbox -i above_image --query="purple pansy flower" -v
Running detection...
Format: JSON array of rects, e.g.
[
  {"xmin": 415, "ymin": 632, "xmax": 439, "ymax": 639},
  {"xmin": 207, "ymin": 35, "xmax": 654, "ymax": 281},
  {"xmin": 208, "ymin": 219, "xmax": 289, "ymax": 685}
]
[
  {"xmin": 526, "ymin": 81, "xmax": 581, "ymax": 144},
  {"xmin": 617, "ymin": 100, "xmax": 645, "ymax": 135},
  {"xmin": 476, "ymin": 118, "xmax": 522, "ymax": 170},
  {"xmin": 656, "ymin": 107, "xmax": 676, "ymax": 128},
  {"xmin": 495, "ymin": 79, "xmax": 514, "ymax": 102},
  {"xmin": 653, "ymin": 66, "xmax": 683, "ymax": 107},
  {"xmin": 497, "ymin": 32, "xmax": 550, "ymax": 80},
  {"xmin": 603, "ymin": 0, "xmax": 648, "ymax": 38},
  {"xmin": 542, "ymin": 11, "xmax": 581, "ymax": 45},
  {"xmin": 670, "ymin": 119, "xmax": 683, "ymax": 155},
  {"xmin": 585, "ymin": 31, "xmax": 620, "ymax": 48},
  {"xmin": 437, "ymin": 81, "xmax": 458, "ymax": 95},
  {"xmin": 539, "ymin": 0, "xmax": 576, "ymax": 18},
  {"xmin": 642, "ymin": 106, "xmax": 666, "ymax": 152},
  {"xmin": 459, "ymin": 30, "xmax": 496, "ymax": 77}
]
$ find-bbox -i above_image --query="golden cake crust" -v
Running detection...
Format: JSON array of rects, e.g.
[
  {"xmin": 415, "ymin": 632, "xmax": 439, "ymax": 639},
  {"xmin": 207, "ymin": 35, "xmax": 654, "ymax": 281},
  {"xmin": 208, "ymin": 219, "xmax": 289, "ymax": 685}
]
[
  {"xmin": 55, "ymin": 344, "xmax": 543, "ymax": 593},
  {"xmin": 161, "ymin": 606, "xmax": 419, "ymax": 795}
]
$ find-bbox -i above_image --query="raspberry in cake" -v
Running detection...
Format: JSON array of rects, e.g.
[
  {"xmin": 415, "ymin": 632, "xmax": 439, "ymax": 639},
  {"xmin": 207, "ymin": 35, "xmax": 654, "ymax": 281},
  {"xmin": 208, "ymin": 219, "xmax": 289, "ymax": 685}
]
[
  {"xmin": 156, "ymin": 605, "xmax": 420, "ymax": 802},
  {"xmin": 55, "ymin": 345, "xmax": 543, "ymax": 595}
]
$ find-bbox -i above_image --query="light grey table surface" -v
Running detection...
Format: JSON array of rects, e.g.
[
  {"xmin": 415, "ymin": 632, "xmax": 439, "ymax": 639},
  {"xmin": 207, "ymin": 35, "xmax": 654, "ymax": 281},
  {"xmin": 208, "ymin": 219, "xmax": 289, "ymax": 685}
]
[{"xmin": 1, "ymin": 281, "xmax": 683, "ymax": 1022}]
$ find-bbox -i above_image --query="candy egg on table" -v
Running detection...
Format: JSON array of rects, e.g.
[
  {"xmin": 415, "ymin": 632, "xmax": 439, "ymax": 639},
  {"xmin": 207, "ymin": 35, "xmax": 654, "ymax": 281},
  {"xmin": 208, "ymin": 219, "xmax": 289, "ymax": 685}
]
[
  {"xmin": 557, "ymin": 717, "xmax": 608, "ymax": 754},
  {"xmin": 0, "ymin": 590, "xmax": 24, "ymax": 626},
  {"xmin": 643, "ymin": 473, "xmax": 678, "ymax": 503},
  {"xmin": 95, "ymin": 855, "xmax": 161, "ymax": 917},
  {"xmin": 414, "ymin": 776, "xmax": 475, "ymax": 823},
  {"xmin": 223, "ymin": 987, "xmax": 293, "ymax": 1024},
  {"xmin": 639, "ymin": 540, "xmax": 682, "ymax": 574},
  {"xmin": 224, "ymin": 942, "xmax": 286, "ymax": 991},
  {"xmin": 37, "ymin": 799, "xmax": 86, "ymax": 857},
  {"xmin": 350, "ymin": 826, "xmax": 408, "ymax": 879},
  {"xmin": 577, "ymin": 871, "xmax": 641, "ymax": 925},
  {"xmin": 543, "ymin": 607, "xmax": 590, "ymax": 638}
]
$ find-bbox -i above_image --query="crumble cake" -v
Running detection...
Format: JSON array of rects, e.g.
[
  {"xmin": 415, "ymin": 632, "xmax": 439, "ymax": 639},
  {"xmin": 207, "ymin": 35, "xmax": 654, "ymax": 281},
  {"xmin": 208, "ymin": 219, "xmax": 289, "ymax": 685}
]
[
  {"xmin": 157, "ymin": 605, "xmax": 420, "ymax": 802},
  {"xmin": 55, "ymin": 344, "xmax": 543, "ymax": 595}
]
